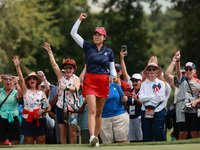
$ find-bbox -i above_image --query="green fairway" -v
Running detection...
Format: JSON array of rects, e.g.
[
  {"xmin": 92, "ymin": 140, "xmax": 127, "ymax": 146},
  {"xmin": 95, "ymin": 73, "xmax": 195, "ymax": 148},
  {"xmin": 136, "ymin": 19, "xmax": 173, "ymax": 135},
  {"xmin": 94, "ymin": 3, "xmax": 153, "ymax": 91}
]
[
  {"xmin": 3, "ymin": 144, "xmax": 200, "ymax": 150},
  {"xmin": 1, "ymin": 138, "xmax": 200, "ymax": 150}
]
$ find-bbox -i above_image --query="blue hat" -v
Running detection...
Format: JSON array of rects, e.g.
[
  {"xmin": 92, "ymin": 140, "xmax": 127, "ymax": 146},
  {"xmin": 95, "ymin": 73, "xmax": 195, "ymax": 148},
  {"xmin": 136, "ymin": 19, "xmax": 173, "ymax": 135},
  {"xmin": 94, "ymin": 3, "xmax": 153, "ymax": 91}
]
[{"xmin": 185, "ymin": 62, "xmax": 196, "ymax": 69}]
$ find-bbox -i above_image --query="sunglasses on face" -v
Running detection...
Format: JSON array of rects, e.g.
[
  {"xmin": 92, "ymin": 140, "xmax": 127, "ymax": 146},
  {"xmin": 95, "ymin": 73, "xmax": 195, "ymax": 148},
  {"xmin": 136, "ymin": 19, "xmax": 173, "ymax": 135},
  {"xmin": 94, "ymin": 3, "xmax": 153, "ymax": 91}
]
[
  {"xmin": 64, "ymin": 66, "xmax": 74, "ymax": 69},
  {"xmin": 4, "ymin": 78, "xmax": 12, "ymax": 81},
  {"xmin": 147, "ymin": 68, "xmax": 157, "ymax": 71},
  {"xmin": 185, "ymin": 67, "xmax": 193, "ymax": 71},
  {"xmin": 28, "ymin": 77, "xmax": 38, "ymax": 80},
  {"xmin": 131, "ymin": 79, "xmax": 140, "ymax": 82},
  {"xmin": 116, "ymin": 69, "xmax": 120, "ymax": 72}
]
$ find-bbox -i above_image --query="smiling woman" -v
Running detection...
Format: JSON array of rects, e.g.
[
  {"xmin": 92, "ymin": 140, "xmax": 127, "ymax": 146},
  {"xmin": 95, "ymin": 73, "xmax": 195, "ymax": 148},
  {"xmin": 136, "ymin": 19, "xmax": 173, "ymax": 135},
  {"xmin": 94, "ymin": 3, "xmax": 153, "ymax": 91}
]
[
  {"xmin": 70, "ymin": 13, "xmax": 117, "ymax": 147},
  {"xmin": 12, "ymin": 56, "xmax": 51, "ymax": 145},
  {"xmin": 0, "ymin": 74, "xmax": 23, "ymax": 145},
  {"xmin": 42, "ymin": 42, "xmax": 80, "ymax": 144}
]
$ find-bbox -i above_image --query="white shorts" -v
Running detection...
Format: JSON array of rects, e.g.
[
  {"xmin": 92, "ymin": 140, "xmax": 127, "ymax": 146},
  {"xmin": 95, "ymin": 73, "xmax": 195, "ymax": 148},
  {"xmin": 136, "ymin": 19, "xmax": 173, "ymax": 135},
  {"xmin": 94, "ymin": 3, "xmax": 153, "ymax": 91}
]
[
  {"xmin": 128, "ymin": 116, "xmax": 143, "ymax": 141},
  {"xmin": 100, "ymin": 113, "xmax": 129, "ymax": 143}
]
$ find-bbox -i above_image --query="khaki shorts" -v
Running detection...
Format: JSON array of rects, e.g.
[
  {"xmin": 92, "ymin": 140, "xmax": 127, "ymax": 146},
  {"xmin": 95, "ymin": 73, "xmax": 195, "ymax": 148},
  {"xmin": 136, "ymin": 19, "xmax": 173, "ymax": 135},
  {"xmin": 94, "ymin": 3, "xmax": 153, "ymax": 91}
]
[{"xmin": 100, "ymin": 113, "xmax": 129, "ymax": 143}]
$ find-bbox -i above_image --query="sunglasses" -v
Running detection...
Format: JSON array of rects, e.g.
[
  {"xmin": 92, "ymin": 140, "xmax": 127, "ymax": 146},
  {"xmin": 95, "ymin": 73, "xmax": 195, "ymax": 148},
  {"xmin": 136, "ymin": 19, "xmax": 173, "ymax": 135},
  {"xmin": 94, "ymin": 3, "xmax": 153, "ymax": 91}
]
[
  {"xmin": 185, "ymin": 67, "xmax": 193, "ymax": 71},
  {"xmin": 116, "ymin": 69, "xmax": 120, "ymax": 72},
  {"xmin": 28, "ymin": 77, "xmax": 38, "ymax": 80},
  {"xmin": 4, "ymin": 78, "xmax": 12, "ymax": 81},
  {"xmin": 131, "ymin": 79, "xmax": 140, "ymax": 82},
  {"xmin": 147, "ymin": 68, "xmax": 157, "ymax": 71},
  {"xmin": 64, "ymin": 66, "xmax": 74, "ymax": 69}
]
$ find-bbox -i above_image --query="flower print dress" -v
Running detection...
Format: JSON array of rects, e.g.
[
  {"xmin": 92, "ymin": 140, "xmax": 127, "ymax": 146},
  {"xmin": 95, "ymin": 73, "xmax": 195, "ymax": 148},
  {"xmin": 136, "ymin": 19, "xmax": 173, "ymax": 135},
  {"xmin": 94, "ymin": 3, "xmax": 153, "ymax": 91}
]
[
  {"xmin": 56, "ymin": 74, "xmax": 79, "ymax": 126},
  {"xmin": 22, "ymin": 89, "xmax": 44, "ymax": 126}
]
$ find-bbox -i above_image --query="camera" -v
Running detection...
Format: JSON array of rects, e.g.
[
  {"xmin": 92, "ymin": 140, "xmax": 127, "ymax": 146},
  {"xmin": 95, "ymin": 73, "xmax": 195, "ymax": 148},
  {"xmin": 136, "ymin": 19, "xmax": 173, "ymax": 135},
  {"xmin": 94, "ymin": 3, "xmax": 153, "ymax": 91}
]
[
  {"xmin": 121, "ymin": 45, "xmax": 127, "ymax": 56},
  {"xmin": 186, "ymin": 103, "xmax": 191, "ymax": 108}
]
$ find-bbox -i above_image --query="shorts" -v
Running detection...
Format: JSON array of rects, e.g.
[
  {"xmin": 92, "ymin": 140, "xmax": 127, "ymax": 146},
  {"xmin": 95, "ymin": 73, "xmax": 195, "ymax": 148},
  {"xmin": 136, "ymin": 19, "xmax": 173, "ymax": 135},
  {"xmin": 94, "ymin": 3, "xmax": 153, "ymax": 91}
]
[
  {"xmin": 0, "ymin": 116, "xmax": 20, "ymax": 141},
  {"xmin": 178, "ymin": 112, "xmax": 200, "ymax": 132},
  {"xmin": 128, "ymin": 116, "xmax": 143, "ymax": 141},
  {"xmin": 56, "ymin": 107, "xmax": 65, "ymax": 124},
  {"xmin": 83, "ymin": 73, "xmax": 109, "ymax": 98},
  {"xmin": 100, "ymin": 113, "xmax": 129, "ymax": 143},
  {"xmin": 20, "ymin": 117, "xmax": 46, "ymax": 136},
  {"xmin": 56, "ymin": 107, "xmax": 78, "ymax": 126}
]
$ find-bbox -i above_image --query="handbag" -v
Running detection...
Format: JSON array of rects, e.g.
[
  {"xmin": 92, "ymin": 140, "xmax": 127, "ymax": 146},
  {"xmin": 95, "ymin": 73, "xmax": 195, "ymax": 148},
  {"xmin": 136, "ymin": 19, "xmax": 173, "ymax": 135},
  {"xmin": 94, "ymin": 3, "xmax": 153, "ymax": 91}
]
[
  {"xmin": 62, "ymin": 88, "xmax": 80, "ymax": 126},
  {"xmin": 144, "ymin": 102, "xmax": 162, "ymax": 119},
  {"xmin": 0, "ymin": 89, "xmax": 13, "ymax": 108}
]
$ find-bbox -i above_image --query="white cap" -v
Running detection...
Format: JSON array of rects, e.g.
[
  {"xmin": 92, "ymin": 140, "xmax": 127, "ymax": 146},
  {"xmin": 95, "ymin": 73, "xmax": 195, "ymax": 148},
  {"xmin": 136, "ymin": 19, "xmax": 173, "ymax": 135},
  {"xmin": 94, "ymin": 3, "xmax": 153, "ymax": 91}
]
[
  {"xmin": 40, "ymin": 81, "xmax": 50, "ymax": 86},
  {"xmin": 131, "ymin": 73, "xmax": 142, "ymax": 80}
]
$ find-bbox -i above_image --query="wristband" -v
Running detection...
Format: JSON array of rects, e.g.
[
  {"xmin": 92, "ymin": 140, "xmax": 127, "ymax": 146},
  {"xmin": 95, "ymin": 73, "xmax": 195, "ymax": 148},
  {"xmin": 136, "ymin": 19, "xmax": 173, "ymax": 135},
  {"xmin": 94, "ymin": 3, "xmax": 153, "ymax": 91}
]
[
  {"xmin": 137, "ymin": 94, "xmax": 139, "ymax": 100},
  {"xmin": 42, "ymin": 76, "xmax": 46, "ymax": 81},
  {"xmin": 176, "ymin": 60, "xmax": 180, "ymax": 62},
  {"xmin": 171, "ymin": 61, "xmax": 175, "ymax": 65},
  {"xmin": 41, "ymin": 74, "xmax": 45, "ymax": 78},
  {"xmin": 66, "ymin": 86, "xmax": 69, "ymax": 91},
  {"xmin": 14, "ymin": 82, "xmax": 18, "ymax": 86}
]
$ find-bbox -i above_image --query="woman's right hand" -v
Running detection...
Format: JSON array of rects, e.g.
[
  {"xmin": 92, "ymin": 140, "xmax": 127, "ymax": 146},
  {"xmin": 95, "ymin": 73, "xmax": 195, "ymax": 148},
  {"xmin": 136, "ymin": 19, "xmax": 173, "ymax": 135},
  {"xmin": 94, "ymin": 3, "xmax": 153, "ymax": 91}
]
[
  {"xmin": 12, "ymin": 55, "xmax": 21, "ymax": 66},
  {"xmin": 79, "ymin": 13, "xmax": 87, "ymax": 21}
]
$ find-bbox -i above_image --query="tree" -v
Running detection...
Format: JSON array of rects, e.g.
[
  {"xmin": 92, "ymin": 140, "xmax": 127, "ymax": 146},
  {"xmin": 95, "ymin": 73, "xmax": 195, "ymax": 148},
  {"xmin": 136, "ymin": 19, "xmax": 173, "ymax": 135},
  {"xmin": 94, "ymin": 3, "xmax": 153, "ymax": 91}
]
[{"xmin": 171, "ymin": 0, "xmax": 200, "ymax": 76}]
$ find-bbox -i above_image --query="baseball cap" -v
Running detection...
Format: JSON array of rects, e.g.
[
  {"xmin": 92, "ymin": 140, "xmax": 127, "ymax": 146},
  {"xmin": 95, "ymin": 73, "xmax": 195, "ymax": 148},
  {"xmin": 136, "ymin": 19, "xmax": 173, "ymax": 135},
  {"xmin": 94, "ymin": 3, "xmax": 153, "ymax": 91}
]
[
  {"xmin": 115, "ymin": 63, "xmax": 122, "ymax": 70},
  {"xmin": 131, "ymin": 73, "xmax": 142, "ymax": 80},
  {"xmin": 185, "ymin": 62, "xmax": 196, "ymax": 69},
  {"xmin": 181, "ymin": 69, "xmax": 185, "ymax": 73},
  {"xmin": 92, "ymin": 27, "xmax": 107, "ymax": 37}
]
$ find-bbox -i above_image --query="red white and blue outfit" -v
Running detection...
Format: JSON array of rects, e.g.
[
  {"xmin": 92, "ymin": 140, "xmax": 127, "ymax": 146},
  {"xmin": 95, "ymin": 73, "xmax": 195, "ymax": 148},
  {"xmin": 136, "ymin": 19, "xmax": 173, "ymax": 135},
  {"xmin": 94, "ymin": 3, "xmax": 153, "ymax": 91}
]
[
  {"xmin": 20, "ymin": 89, "xmax": 46, "ymax": 136},
  {"xmin": 71, "ymin": 19, "xmax": 117, "ymax": 98},
  {"xmin": 139, "ymin": 78, "xmax": 166, "ymax": 142}
]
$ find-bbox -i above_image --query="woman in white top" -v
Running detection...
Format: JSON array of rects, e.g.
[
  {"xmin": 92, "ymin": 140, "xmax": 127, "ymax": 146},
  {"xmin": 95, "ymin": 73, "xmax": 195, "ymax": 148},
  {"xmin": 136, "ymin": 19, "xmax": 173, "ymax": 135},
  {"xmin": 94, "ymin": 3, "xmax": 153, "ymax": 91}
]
[
  {"xmin": 139, "ymin": 61, "xmax": 166, "ymax": 142},
  {"xmin": 43, "ymin": 42, "xmax": 80, "ymax": 144},
  {"xmin": 12, "ymin": 56, "xmax": 51, "ymax": 144}
]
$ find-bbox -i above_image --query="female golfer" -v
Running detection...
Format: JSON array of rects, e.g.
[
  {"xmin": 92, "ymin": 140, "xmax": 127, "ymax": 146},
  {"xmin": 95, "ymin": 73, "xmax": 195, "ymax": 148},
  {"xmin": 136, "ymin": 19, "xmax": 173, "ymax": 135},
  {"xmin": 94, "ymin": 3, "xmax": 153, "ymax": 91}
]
[{"xmin": 70, "ymin": 13, "xmax": 117, "ymax": 147}]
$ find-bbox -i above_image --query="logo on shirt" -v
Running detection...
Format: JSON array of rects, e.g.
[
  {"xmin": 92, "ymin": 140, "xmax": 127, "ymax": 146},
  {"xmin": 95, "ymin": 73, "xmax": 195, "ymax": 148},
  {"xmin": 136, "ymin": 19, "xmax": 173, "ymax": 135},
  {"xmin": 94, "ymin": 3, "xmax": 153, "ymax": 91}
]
[
  {"xmin": 104, "ymin": 52, "xmax": 107, "ymax": 56},
  {"xmin": 152, "ymin": 83, "xmax": 161, "ymax": 94}
]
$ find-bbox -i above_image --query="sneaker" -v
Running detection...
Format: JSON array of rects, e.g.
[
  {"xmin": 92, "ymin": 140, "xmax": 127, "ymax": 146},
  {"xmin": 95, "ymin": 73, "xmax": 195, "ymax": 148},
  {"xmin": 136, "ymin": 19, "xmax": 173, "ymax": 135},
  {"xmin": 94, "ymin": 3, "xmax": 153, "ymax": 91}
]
[
  {"xmin": 96, "ymin": 141, "xmax": 99, "ymax": 147},
  {"xmin": 89, "ymin": 136, "xmax": 99, "ymax": 147}
]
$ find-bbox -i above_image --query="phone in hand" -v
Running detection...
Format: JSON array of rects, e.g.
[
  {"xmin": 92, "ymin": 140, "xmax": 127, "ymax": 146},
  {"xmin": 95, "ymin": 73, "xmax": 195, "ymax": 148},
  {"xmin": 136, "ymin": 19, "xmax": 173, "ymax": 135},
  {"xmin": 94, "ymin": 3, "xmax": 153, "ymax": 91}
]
[{"xmin": 121, "ymin": 45, "xmax": 127, "ymax": 56}]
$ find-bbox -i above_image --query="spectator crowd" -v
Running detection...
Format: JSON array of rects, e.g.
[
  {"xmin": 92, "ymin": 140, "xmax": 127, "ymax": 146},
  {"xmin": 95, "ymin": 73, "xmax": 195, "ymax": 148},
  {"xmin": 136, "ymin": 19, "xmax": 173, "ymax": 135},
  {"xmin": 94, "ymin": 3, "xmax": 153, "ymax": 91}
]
[{"xmin": 0, "ymin": 13, "xmax": 200, "ymax": 147}]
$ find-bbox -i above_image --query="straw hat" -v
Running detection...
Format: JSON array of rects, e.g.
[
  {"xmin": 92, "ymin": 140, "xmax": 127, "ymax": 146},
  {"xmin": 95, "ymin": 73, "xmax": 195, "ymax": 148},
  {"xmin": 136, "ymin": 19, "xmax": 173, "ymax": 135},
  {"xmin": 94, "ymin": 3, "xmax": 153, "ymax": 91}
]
[
  {"xmin": 24, "ymin": 72, "xmax": 43, "ymax": 86},
  {"xmin": 143, "ymin": 62, "xmax": 162, "ymax": 77}
]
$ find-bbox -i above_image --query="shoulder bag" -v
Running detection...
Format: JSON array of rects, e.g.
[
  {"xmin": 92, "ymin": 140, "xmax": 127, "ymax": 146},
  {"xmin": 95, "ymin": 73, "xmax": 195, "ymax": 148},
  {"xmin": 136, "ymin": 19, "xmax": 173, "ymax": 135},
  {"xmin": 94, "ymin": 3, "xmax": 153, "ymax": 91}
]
[{"xmin": 0, "ymin": 89, "xmax": 13, "ymax": 109}]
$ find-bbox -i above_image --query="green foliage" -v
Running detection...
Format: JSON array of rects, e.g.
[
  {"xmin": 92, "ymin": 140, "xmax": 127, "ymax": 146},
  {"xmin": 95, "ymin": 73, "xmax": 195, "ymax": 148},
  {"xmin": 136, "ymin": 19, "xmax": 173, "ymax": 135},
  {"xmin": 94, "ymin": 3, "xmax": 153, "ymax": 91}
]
[{"xmin": 172, "ymin": 0, "xmax": 200, "ymax": 76}]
